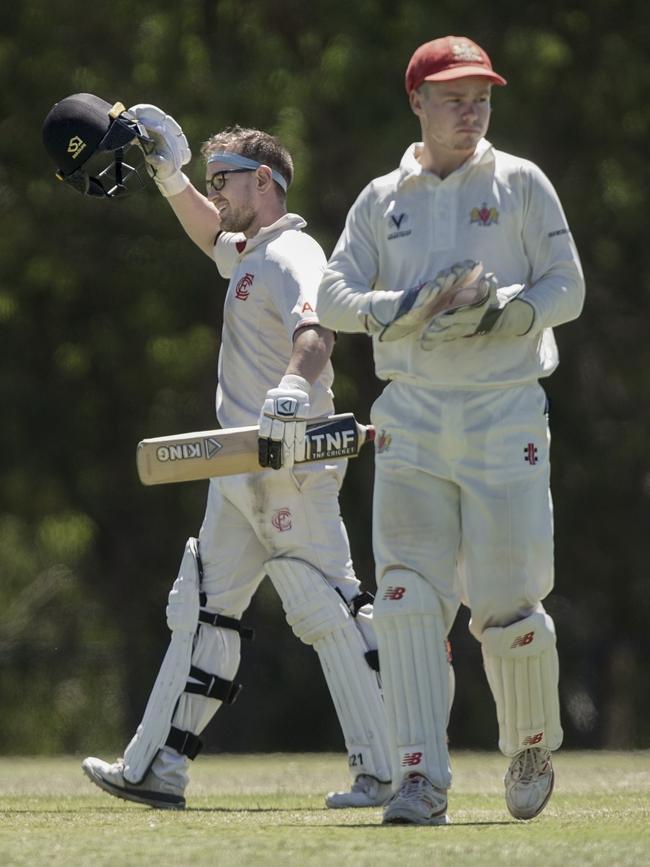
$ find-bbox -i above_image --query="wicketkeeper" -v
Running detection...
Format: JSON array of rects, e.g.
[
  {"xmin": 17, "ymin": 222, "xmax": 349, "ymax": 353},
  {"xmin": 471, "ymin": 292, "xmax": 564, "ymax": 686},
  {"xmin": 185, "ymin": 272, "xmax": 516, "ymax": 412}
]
[
  {"xmin": 42, "ymin": 94, "xmax": 400, "ymax": 809},
  {"xmin": 317, "ymin": 35, "xmax": 585, "ymax": 825}
]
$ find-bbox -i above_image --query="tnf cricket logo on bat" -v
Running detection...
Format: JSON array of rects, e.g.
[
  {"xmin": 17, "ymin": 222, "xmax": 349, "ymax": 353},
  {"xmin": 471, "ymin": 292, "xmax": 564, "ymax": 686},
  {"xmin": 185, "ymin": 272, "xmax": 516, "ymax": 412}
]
[
  {"xmin": 304, "ymin": 417, "xmax": 359, "ymax": 460},
  {"xmin": 155, "ymin": 436, "xmax": 223, "ymax": 463}
]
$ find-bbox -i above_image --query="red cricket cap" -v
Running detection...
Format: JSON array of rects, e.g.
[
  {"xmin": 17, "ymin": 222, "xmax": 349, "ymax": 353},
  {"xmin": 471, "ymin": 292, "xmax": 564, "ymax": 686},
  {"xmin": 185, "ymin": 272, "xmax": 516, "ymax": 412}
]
[{"xmin": 405, "ymin": 36, "xmax": 507, "ymax": 93}]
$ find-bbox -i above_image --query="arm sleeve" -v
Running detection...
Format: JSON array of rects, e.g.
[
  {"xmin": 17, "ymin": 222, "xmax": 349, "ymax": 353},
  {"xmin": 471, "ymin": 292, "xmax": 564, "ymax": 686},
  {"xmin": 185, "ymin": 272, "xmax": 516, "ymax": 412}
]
[
  {"xmin": 212, "ymin": 231, "xmax": 247, "ymax": 278},
  {"xmin": 316, "ymin": 186, "xmax": 380, "ymax": 333},
  {"xmin": 519, "ymin": 165, "xmax": 585, "ymax": 329},
  {"xmin": 264, "ymin": 234, "xmax": 327, "ymax": 338}
]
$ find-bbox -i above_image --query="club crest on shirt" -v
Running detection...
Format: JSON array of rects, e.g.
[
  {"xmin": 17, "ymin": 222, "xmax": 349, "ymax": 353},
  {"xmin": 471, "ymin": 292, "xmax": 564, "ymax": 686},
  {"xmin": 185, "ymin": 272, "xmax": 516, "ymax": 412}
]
[
  {"xmin": 376, "ymin": 429, "xmax": 392, "ymax": 453},
  {"xmin": 470, "ymin": 203, "xmax": 499, "ymax": 226},
  {"xmin": 235, "ymin": 272, "xmax": 255, "ymax": 300},
  {"xmin": 271, "ymin": 507, "xmax": 293, "ymax": 532}
]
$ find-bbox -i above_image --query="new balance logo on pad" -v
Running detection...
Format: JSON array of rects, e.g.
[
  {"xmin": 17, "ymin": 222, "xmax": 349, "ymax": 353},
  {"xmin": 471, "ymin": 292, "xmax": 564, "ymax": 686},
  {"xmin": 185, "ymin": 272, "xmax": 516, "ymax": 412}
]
[
  {"xmin": 510, "ymin": 630, "xmax": 535, "ymax": 649},
  {"xmin": 402, "ymin": 752, "xmax": 423, "ymax": 767}
]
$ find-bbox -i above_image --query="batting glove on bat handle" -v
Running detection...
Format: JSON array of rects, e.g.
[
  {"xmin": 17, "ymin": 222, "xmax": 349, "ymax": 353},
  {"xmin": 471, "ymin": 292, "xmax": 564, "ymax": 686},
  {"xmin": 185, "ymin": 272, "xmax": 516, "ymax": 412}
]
[{"xmin": 258, "ymin": 374, "xmax": 311, "ymax": 470}]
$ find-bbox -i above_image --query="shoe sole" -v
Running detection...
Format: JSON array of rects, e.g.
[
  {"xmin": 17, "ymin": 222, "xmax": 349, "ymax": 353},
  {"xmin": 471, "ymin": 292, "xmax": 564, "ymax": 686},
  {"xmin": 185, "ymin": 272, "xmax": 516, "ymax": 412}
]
[
  {"xmin": 506, "ymin": 768, "xmax": 554, "ymax": 821},
  {"xmin": 82, "ymin": 763, "xmax": 186, "ymax": 810},
  {"xmin": 325, "ymin": 794, "xmax": 391, "ymax": 809},
  {"xmin": 383, "ymin": 810, "xmax": 450, "ymax": 826}
]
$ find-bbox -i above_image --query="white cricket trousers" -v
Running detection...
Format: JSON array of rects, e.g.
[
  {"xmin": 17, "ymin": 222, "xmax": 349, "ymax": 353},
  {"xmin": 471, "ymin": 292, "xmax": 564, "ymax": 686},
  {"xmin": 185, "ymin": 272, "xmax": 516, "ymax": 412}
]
[
  {"xmin": 371, "ymin": 380, "xmax": 554, "ymax": 637},
  {"xmin": 198, "ymin": 461, "xmax": 360, "ymax": 613}
]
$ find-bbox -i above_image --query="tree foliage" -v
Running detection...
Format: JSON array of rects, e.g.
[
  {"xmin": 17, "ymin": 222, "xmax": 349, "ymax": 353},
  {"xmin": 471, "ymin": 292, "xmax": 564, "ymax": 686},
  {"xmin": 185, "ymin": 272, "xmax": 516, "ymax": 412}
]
[{"xmin": 1, "ymin": 0, "xmax": 648, "ymax": 753}]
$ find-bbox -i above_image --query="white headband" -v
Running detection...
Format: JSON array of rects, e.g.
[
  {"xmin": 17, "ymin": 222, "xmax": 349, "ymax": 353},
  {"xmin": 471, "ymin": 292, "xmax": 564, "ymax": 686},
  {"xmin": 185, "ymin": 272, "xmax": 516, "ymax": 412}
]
[{"xmin": 206, "ymin": 151, "xmax": 288, "ymax": 192}]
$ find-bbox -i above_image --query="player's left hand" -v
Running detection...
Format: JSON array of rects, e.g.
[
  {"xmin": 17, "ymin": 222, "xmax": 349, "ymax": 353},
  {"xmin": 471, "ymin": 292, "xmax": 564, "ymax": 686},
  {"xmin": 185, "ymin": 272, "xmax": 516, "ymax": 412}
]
[{"xmin": 258, "ymin": 375, "xmax": 311, "ymax": 470}]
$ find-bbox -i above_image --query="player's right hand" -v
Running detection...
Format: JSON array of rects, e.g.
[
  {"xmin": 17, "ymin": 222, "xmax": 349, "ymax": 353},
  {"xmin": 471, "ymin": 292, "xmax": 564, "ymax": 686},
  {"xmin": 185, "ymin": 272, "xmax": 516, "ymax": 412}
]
[
  {"xmin": 360, "ymin": 260, "xmax": 482, "ymax": 342},
  {"xmin": 258, "ymin": 375, "xmax": 311, "ymax": 471},
  {"xmin": 128, "ymin": 103, "xmax": 191, "ymax": 197}
]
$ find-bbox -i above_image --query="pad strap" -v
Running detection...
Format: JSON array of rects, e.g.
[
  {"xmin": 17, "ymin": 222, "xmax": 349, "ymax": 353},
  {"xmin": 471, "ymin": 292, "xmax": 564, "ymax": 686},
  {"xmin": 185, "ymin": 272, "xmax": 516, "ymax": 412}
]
[
  {"xmin": 164, "ymin": 666, "xmax": 241, "ymax": 761},
  {"xmin": 338, "ymin": 589, "xmax": 381, "ymax": 672},
  {"xmin": 349, "ymin": 591, "xmax": 375, "ymax": 615},
  {"xmin": 165, "ymin": 726, "xmax": 203, "ymax": 760},
  {"xmin": 364, "ymin": 649, "xmax": 380, "ymax": 672},
  {"xmin": 198, "ymin": 610, "xmax": 255, "ymax": 640},
  {"xmin": 185, "ymin": 665, "xmax": 242, "ymax": 704}
]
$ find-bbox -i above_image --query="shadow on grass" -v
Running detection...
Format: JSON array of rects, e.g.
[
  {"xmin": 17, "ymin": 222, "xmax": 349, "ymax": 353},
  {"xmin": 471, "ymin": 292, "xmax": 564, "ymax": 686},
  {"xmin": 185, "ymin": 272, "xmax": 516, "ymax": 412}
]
[
  {"xmin": 0, "ymin": 805, "xmax": 517, "ymax": 826},
  {"xmin": 297, "ymin": 820, "xmax": 516, "ymax": 828},
  {"xmin": 0, "ymin": 806, "xmax": 326, "ymax": 815}
]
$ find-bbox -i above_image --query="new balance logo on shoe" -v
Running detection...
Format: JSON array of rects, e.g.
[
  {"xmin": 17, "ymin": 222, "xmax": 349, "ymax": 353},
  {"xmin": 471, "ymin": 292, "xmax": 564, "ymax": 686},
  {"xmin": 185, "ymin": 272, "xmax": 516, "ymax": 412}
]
[
  {"xmin": 511, "ymin": 630, "xmax": 535, "ymax": 649},
  {"xmin": 383, "ymin": 586, "xmax": 406, "ymax": 600},
  {"xmin": 523, "ymin": 732, "xmax": 544, "ymax": 746}
]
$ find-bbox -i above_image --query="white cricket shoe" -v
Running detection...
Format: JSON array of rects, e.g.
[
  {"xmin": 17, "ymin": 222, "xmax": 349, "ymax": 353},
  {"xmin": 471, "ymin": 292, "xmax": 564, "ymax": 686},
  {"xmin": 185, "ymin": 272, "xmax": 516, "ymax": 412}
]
[
  {"xmin": 325, "ymin": 774, "xmax": 392, "ymax": 808},
  {"xmin": 382, "ymin": 772, "xmax": 449, "ymax": 825},
  {"xmin": 505, "ymin": 747, "xmax": 554, "ymax": 820},
  {"xmin": 82, "ymin": 756, "xmax": 185, "ymax": 809}
]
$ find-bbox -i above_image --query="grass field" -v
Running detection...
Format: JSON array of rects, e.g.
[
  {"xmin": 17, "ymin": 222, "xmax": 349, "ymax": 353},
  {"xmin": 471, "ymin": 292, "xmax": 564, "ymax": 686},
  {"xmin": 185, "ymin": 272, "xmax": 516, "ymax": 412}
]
[{"xmin": 0, "ymin": 752, "xmax": 648, "ymax": 866}]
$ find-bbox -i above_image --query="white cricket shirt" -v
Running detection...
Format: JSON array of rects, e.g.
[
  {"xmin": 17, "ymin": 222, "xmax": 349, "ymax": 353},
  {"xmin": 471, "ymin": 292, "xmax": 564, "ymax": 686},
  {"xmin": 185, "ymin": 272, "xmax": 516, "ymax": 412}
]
[
  {"xmin": 212, "ymin": 213, "xmax": 334, "ymax": 428},
  {"xmin": 317, "ymin": 140, "xmax": 585, "ymax": 389}
]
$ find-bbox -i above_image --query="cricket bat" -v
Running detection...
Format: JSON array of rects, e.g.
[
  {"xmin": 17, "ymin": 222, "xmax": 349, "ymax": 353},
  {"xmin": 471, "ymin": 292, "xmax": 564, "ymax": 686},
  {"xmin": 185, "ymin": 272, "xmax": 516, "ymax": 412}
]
[{"xmin": 136, "ymin": 413, "xmax": 375, "ymax": 486}]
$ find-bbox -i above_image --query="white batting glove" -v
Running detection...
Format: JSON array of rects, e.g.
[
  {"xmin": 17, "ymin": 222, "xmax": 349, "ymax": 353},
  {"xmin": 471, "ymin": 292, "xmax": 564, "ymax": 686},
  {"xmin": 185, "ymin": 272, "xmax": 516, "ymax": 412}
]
[
  {"xmin": 359, "ymin": 260, "xmax": 483, "ymax": 342},
  {"xmin": 420, "ymin": 273, "xmax": 534, "ymax": 348},
  {"xmin": 128, "ymin": 103, "xmax": 192, "ymax": 197},
  {"xmin": 258, "ymin": 374, "xmax": 311, "ymax": 470}
]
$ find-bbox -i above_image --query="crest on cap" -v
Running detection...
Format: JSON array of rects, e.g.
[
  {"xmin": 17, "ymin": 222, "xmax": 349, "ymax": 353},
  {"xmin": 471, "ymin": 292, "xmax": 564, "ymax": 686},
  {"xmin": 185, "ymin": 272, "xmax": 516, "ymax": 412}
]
[
  {"xmin": 450, "ymin": 39, "xmax": 483, "ymax": 63},
  {"xmin": 405, "ymin": 36, "xmax": 507, "ymax": 93}
]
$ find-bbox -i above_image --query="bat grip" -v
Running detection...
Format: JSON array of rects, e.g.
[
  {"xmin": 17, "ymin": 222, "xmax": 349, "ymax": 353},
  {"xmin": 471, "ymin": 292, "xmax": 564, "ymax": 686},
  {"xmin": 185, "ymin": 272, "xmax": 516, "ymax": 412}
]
[{"xmin": 365, "ymin": 425, "xmax": 376, "ymax": 443}]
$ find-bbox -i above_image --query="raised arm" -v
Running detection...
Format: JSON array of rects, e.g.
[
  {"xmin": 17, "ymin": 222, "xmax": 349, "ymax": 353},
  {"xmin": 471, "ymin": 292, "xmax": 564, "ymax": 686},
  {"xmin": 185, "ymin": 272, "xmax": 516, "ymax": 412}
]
[{"xmin": 129, "ymin": 103, "xmax": 221, "ymax": 258}]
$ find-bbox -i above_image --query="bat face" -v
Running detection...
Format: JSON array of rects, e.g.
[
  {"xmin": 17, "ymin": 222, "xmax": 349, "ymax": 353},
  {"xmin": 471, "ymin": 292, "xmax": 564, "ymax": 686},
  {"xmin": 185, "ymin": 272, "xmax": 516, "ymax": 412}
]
[
  {"xmin": 154, "ymin": 435, "xmax": 224, "ymax": 464},
  {"xmin": 137, "ymin": 413, "xmax": 373, "ymax": 486}
]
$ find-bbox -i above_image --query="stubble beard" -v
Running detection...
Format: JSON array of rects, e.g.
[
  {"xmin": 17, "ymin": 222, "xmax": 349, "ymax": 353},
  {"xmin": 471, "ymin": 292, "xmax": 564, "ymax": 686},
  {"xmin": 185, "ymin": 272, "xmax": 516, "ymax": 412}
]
[{"xmin": 219, "ymin": 203, "xmax": 257, "ymax": 234}]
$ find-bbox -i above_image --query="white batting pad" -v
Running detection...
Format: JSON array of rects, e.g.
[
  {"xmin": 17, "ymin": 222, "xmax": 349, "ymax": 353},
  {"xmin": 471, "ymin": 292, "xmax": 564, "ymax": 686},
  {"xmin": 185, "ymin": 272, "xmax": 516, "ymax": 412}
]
[
  {"xmin": 481, "ymin": 611, "xmax": 563, "ymax": 757},
  {"xmin": 123, "ymin": 538, "xmax": 202, "ymax": 784},
  {"xmin": 373, "ymin": 570, "xmax": 452, "ymax": 790},
  {"xmin": 266, "ymin": 557, "xmax": 391, "ymax": 782}
]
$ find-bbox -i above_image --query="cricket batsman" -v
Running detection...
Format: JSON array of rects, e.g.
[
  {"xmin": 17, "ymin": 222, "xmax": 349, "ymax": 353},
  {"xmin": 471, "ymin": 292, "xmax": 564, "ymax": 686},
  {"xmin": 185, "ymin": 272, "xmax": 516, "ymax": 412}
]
[{"xmin": 42, "ymin": 93, "xmax": 395, "ymax": 809}]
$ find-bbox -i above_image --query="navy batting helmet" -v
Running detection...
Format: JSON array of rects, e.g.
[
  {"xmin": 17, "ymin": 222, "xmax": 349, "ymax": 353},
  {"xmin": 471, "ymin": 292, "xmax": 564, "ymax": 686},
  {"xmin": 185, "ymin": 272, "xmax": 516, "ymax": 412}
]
[{"xmin": 42, "ymin": 93, "xmax": 152, "ymax": 198}]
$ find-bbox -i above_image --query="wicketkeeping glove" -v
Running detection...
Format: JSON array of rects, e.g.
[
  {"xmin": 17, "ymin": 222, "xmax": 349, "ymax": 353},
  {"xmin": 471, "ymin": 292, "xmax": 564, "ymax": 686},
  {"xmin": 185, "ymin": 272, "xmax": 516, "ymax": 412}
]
[
  {"xmin": 258, "ymin": 374, "xmax": 311, "ymax": 470},
  {"xmin": 360, "ymin": 260, "xmax": 483, "ymax": 342},
  {"xmin": 128, "ymin": 103, "xmax": 192, "ymax": 197},
  {"xmin": 420, "ymin": 268, "xmax": 534, "ymax": 349}
]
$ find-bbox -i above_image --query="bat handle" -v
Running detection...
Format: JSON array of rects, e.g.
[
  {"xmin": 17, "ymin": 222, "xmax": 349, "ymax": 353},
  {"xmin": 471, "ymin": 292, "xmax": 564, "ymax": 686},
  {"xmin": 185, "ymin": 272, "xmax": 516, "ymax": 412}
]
[{"xmin": 364, "ymin": 424, "xmax": 376, "ymax": 443}]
